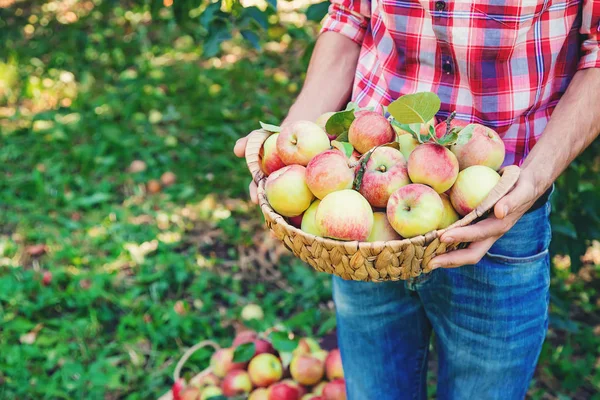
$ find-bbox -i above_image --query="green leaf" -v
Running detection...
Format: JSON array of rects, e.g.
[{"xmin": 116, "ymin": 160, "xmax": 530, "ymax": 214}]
[
  {"xmin": 200, "ymin": 1, "xmax": 223, "ymax": 27},
  {"xmin": 331, "ymin": 140, "xmax": 354, "ymax": 158},
  {"xmin": 266, "ymin": 0, "xmax": 277, "ymax": 10},
  {"xmin": 232, "ymin": 342, "xmax": 255, "ymax": 363},
  {"xmin": 325, "ymin": 110, "xmax": 355, "ymax": 142},
  {"xmin": 345, "ymin": 102, "xmax": 360, "ymax": 111},
  {"xmin": 388, "ymin": 92, "xmax": 441, "ymax": 125},
  {"xmin": 455, "ymin": 124, "xmax": 476, "ymax": 146},
  {"xmin": 241, "ymin": 6, "xmax": 268, "ymax": 30},
  {"xmin": 241, "ymin": 30, "xmax": 260, "ymax": 49},
  {"xmin": 259, "ymin": 121, "xmax": 281, "ymax": 132},
  {"xmin": 353, "ymin": 148, "xmax": 375, "ymax": 191},
  {"xmin": 269, "ymin": 331, "xmax": 298, "ymax": 353},
  {"xmin": 306, "ymin": 1, "xmax": 331, "ymax": 21},
  {"xmin": 436, "ymin": 129, "xmax": 458, "ymax": 146},
  {"xmin": 207, "ymin": 396, "xmax": 227, "ymax": 400},
  {"xmin": 383, "ymin": 142, "xmax": 400, "ymax": 150},
  {"xmin": 317, "ymin": 314, "xmax": 337, "ymax": 336}
]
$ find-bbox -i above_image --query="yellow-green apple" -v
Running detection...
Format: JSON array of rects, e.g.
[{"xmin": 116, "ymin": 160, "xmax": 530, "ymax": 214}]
[
  {"xmin": 301, "ymin": 200, "xmax": 322, "ymax": 236},
  {"xmin": 434, "ymin": 118, "xmax": 469, "ymax": 139},
  {"xmin": 293, "ymin": 338, "xmax": 321, "ymax": 355},
  {"xmin": 387, "ymin": 184, "xmax": 444, "ymax": 238},
  {"xmin": 265, "ymin": 165, "xmax": 314, "ymax": 217},
  {"xmin": 290, "ymin": 354, "xmax": 325, "ymax": 386},
  {"xmin": 180, "ymin": 386, "xmax": 200, "ymax": 400},
  {"xmin": 232, "ymin": 330, "xmax": 258, "ymax": 346},
  {"xmin": 248, "ymin": 353, "xmax": 283, "ymax": 387},
  {"xmin": 322, "ymin": 379, "xmax": 346, "ymax": 400},
  {"xmin": 277, "ymin": 121, "xmax": 331, "ymax": 166},
  {"xmin": 306, "ymin": 149, "xmax": 354, "ymax": 199},
  {"xmin": 288, "ymin": 214, "xmax": 303, "ymax": 228},
  {"xmin": 450, "ymin": 165, "xmax": 501, "ymax": 216},
  {"xmin": 302, "ymin": 395, "xmax": 323, "ymax": 400},
  {"xmin": 193, "ymin": 372, "xmax": 220, "ymax": 389},
  {"xmin": 221, "ymin": 369, "xmax": 253, "ymax": 397},
  {"xmin": 358, "ymin": 146, "xmax": 409, "ymax": 208},
  {"xmin": 210, "ymin": 348, "xmax": 247, "ymax": 378},
  {"xmin": 348, "ymin": 111, "xmax": 395, "ymax": 154},
  {"xmin": 249, "ymin": 388, "xmax": 270, "ymax": 400},
  {"xmin": 367, "ymin": 212, "xmax": 402, "ymax": 242},
  {"xmin": 450, "ymin": 124, "xmax": 505, "ymax": 170},
  {"xmin": 262, "ymin": 134, "xmax": 286, "ymax": 175},
  {"xmin": 325, "ymin": 349, "xmax": 344, "ymax": 380},
  {"xmin": 200, "ymin": 385, "xmax": 223, "ymax": 400},
  {"xmin": 438, "ymin": 193, "xmax": 460, "ymax": 229},
  {"xmin": 268, "ymin": 381, "xmax": 302, "ymax": 400},
  {"xmin": 312, "ymin": 382, "xmax": 327, "ymax": 395},
  {"xmin": 315, "ymin": 190, "xmax": 374, "ymax": 241},
  {"xmin": 241, "ymin": 304, "xmax": 264, "ymax": 321},
  {"xmin": 315, "ymin": 111, "xmax": 337, "ymax": 140},
  {"xmin": 407, "ymin": 143, "xmax": 459, "ymax": 193},
  {"xmin": 396, "ymin": 134, "xmax": 419, "ymax": 161}
]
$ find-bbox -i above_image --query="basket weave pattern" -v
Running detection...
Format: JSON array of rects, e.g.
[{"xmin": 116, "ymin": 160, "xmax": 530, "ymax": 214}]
[{"xmin": 245, "ymin": 129, "xmax": 520, "ymax": 282}]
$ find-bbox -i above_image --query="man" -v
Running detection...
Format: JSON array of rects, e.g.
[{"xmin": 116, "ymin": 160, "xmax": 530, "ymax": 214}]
[{"xmin": 234, "ymin": 0, "xmax": 600, "ymax": 397}]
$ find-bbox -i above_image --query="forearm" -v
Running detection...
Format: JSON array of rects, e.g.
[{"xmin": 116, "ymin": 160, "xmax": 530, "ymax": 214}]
[
  {"xmin": 522, "ymin": 68, "xmax": 600, "ymax": 196},
  {"xmin": 284, "ymin": 32, "xmax": 361, "ymax": 124}
]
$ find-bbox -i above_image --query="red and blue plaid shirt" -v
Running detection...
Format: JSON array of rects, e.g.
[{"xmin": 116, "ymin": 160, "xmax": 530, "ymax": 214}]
[{"xmin": 321, "ymin": 0, "xmax": 600, "ymax": 165}]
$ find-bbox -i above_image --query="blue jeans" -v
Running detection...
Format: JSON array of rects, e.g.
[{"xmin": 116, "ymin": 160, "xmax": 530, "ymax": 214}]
[{"xmin": 333, "ymin": 202, "xmax": 552, "ymax": 400}]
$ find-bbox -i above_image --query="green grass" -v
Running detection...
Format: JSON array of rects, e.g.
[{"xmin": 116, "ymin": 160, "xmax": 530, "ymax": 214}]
[{"xmin": 1, "ymin": 2, "xmax": 599, "ymax": 399}]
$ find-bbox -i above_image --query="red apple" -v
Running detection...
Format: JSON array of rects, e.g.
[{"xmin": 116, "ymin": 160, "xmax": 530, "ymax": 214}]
[
  {"xmin": 407, "ymin": 143, "xmax": 459, "ymax": 193},
  {"xmin": 172, "ymin": 378, "xmax": 186, "ymax": 400},
  {"xmin": 268, "ymin": 381, "xmax": 302, "ymax": 400},
  {"xmin": 306, "ymin": 149, "xmax": 354, "ymax": 199},
  {"xmin": 450, "ymin": 123, "xmax": 505, "ymax": 170},
  {"xmin": 232, "ymin": 330, "xmax": 258, "ymax": 346},
  {"xmin": 315, "ymin": 190, "xmax": 374, "ymax": 241},
  {"xmin": 290, "ymin": 354, "xmax": 325, "ymax": 386},
  {"xmin": 262, "ymin": 133, "xmax": 287, "ymax": 175},
  {"xmin": 180, "ymin": 386, "xmax": 201, "ymax": 400},
  {"xmin": 221, "ymin": 369, "xmax": 253, "ymax": 397},
  {"xmin": 302, "ymin": 395, "xmax": 323, "ymax": 400},
  {"xmin": 277, "ymin": 121, "xmax": 331, "ymax": 166},
  {"xmin": 315, "ymin": 111, "xmax": 337, "ymax": 141},
  {"xmin": 210, "ymin": 348, "xmax": 247, "ymax": 378},
  {"xmin": 322, "ymin": 379, "xmax": 346, "ymax": 400},
  {"xmin": 367, "ymin": 212, "xmax": 402, "ymax": 242},
  {"xmin": 288, "ymin": 214, "xmax": 303, "ymax": 228},
  {"xmin": 325, "ymin": 349, "xmax": 344, "ymax": 380},
  {"xmin": 434, "ymin": 118, "xmax": 469, "ymax": 139},
  {"xmin": 248, "ymin": 353, "xmax": 283, "ymax": 387},
  {"xmin": 249, "ymin": 388, "xmax": 271, "ymax": 400},
  {"xmin": 192, "ymin": 372, "xmax": 220, "ymax": 389},
  {"xmin": 312, "ymin": 382, "xmax": 327, "ymax": 395},
  {"xmin": 254, "ymin": 338, "xmax": 277, "ymax": 356},
  {"xmin": 358, "ymin": 146, "xmax": 409, "ymax": 208},
  {"xmin": 348, "ymin": 111, "xmax": 395, "ymax": 154},
  {"xmin": 293, "ymin": 338, "xmax": 321, "ymax": 355}
]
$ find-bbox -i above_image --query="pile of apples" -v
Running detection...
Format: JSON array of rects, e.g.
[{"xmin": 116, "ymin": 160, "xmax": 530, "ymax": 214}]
[
  {"xmin": 173, "ymin": 330, "xmax": 346, "ymax": 400},
  {"xmin": 260, "ymin": 94, "xmax": 505, "ymax": 240}
]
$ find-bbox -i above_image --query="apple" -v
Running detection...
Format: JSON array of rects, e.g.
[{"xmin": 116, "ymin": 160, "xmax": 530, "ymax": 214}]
[
  {"xmin": 393, "ymin": 117, "xmax": 436, "ymax": 136},
  {"xmin": 277, "ymin": 121, "xmax": 331, "ymax": 166},
  {"xmin": 250, "ymin": 388, "xmax": 271, "ymax": 400},
  {"xmin": 315, "ymin": 190, "xmax": 374, "ymax": 241},
  {"xmin": 301, "ymin": 200, "xmax": 322, "ymax": 236},
  {"xmin": 248, "ymin": 353, "xmax": 283, "ymax": 387},
  {"xmin": 221, "ymin": 369, "xmax": 253, "ymax": 397},
  {"xmin": 396, "ymin": 134, "xmax": 419, "ymax": 161},
  {"xmin": 358, "ymin": 146, "xmax": 409, "ymax": 207},
  {"xmin": 348, "ymin": 111, "xmax": 395, "ymax": 154},
  {"xmin": 306, "ymin": 149, "xmax": 354, "ymax": 199},
  {"xmin": 253, "ymin": 338, "xmax": 277, "ymax": 357},
  {"xmin": 265, "ymin": 165, "xmax": 315, "ymax": 217},
  {"xmin": 200, "ymin": 385, "xmax": 223, "ymax": 400},
  {"xmin": 387, "ymin": 184, "xmax": 444, "ymax": 238},
  {"xmin": 367, "ymin": 212, "xmax": 402, "ymax": 242},
  {"xmin": 450, "ymin": 165, "xmax": 501, "ymax": 216},
  {"xmin": 172, "ymin": 378, "xmax": 186, "ymax": 400},
  {"xmin": 262, "ymin": 134, "xmax": 287, "ymax": 175},
  {"xmin": 315, "ymin": 111, "xmax": 337, "ymax": 140},
  {"xmin": 290, "ymin": 354, "xmax": 325, "ymax": 386},
  {"xmin": 407, "ymin": 143, "xmax": 459, "ymax": 193},
  {"xmin": 288, "ymin": 214, "xmax": 303, "ymax": 228},
  {"xmin": 438, "ymin": 193, "xmax": 460, "ymax": 229},
  {"xmin": 193, "ymin": 372, "xmax": 221, "ymax": 389},
  {"xmin": 210, "ymin": 348, "xmax": 247, "ymax": 378},
  {"xmin": 268, "ymin": 381, "xmax": 302, "ymax": 400},
  {"xmin": 349, "ymin": 150, "xmax": 361, "ymax": 164},
  {"xmin": 450, "ymin": 124, "xmax": 505, "ymax": 170},
  {"xmin": 233, "ymin": 330, "xmax": 258, "ymax": 346},
  {"xmin": 322, "ymin": 379, "xmax": 346, "ymax": 400},
  {"xmin": 434, "ymin": 118, "xmax": 469, "ymax": 139},
  {"xmin": 325, "ymin": 349, "xmax": 344, "ymax": 380},
  {"xmin": 312, "ymin": 382, "xmax": 327, "ymax": 395},
  {"xmin": 241, "ymin": 304, "xmax": 264, "ymax": 321},
  {"xmin": 302, "ymin": 395, "xmax": 323, "ymax": 400},
  {"xmin": 293, "ymin": 337, "xmax": 321, "ymax": 355}
]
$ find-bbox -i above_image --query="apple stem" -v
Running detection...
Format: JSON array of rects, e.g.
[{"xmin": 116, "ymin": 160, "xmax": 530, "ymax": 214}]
[{"xmin": 445, "ymin": 111, "xmax": 456, "ymax": 138}]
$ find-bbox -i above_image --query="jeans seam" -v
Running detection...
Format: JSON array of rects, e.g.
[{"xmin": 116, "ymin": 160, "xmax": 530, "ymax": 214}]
[{"xmin": 413, "ymin": 341, "xmax": 429, "ymax": 400}]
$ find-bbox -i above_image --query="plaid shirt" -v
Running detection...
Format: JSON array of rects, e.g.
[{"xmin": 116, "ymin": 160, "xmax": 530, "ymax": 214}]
[{"xmin": 321, "ymin": 0, "xmax": 600, "ymax": 165}]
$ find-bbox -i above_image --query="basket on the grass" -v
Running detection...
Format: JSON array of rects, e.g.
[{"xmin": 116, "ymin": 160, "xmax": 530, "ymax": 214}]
[{"xmin": 244, "ymin": 129, "xmax": 520, "ymax": 282}]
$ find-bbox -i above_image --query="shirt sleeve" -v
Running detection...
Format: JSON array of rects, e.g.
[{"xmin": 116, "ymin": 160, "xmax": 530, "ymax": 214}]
[
  {"xmin": 319, "ymin": 0, "xmax": 371, "ymax": 45},
  {"xmin": 578, "ymin": 0, "xmax": 600, "ymax": 69}
]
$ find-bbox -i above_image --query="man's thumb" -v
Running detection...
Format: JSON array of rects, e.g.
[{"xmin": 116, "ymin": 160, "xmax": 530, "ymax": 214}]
[{"xmin": 494, "ymin": 189, "xmax": 517, "ymax": 219}]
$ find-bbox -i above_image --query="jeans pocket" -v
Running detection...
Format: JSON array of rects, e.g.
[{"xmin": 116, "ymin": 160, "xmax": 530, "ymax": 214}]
[{"xmin": 485, "ymin": 248, "xmax": 549, "ymax": 265}]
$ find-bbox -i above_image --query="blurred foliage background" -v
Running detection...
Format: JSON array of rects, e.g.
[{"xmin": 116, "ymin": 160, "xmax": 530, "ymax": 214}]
[{"xmin": 0, "ymin": 0, "xmax": 599, "ymax": 399}]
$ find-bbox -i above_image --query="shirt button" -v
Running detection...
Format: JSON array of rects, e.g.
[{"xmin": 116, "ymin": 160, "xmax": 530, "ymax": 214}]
[
  {"xmin": 442, "ymin": 60, "xmax": 452, "ymax": 74},
  {"xmin": 435, "ymin": 0, "xmax": 446, "ymax": 11}
]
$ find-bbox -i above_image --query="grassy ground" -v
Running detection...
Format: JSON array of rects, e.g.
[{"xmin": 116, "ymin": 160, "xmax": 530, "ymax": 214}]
[{"xmin": 1, "ymin": 2, "xmax": 599, "ymax": 399}]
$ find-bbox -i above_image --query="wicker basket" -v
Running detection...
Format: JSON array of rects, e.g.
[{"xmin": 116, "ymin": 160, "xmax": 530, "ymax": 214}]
[{"xmin": 244, "ymin": 129, "xmax": 520, "ymax": 282}]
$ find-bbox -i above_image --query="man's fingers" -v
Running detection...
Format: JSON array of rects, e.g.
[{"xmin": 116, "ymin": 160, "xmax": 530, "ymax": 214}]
[
  {"xmin": 249, "ymin": 181, "xmax": 258, "ymax": 204},
  {"xmin": 494, "ymin": 177, "xmax": 536, "ymax": 219},
  {"xmin": 440, "ymin": 217, "xmax": 510, "ymax": 243},
  {"xmin": 234, "ymin": 136, "xmax": 249, "ymax": 158},
  {"xmin": 429, "ymin": 238, "xmax": 496, "ymax": 269}
]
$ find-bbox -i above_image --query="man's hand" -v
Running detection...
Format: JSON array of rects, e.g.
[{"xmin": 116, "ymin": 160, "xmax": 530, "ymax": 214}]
[
  {"xmin": 428, "ymin": 171, "xmax": 540, "ymax": 269},
  {"xmin": 233, "ymin": 134, "xmax": 259, "ymax": 204}
]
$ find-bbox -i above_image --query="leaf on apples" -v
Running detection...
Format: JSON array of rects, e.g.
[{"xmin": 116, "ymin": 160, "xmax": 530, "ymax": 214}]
[
  {"xmin": 269, "ymin": 331, "xmax": 299, "ymax": 353},
  {"xmin": 436, "ymin": 129, "xmax": 459, "ymax": 146},
  {"xmin": 326, "ymin": 110, "xmax": 355, "ymax": 142},
  {"xmin": 279, "ymin": 351, "xmax": 294, "ymax": 369},
  {"xmin": 260, "ymin": 121, "xmax": 281, "ymax": 132},
  {"xmin": 206, "ymin": 396, "xmax": 227, "ymax": 400},
  {"xmin": 455, "ymin": 124, "xmax": 476, "ymax": 146},
  {"xmin": 353, "ymin": 148, "xmax": 375, "ymax": 191},
  {"xmin": 232, "ymin": 342, "xmax": 256, "ymax": 363},
  {"xmin": 388, "ymin": 92, "xmax": 441, "ymax": 125},
  {"xmin": 331, "ymin": 140, "xmax": 354, "ymax": 158},
  {"xmin": 383, "ymin": 141, "xmax": 400, "ymax": 150},
  {"xmin": 345, "ymin": 102, "xmax": 360, "ymax": 111}
]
